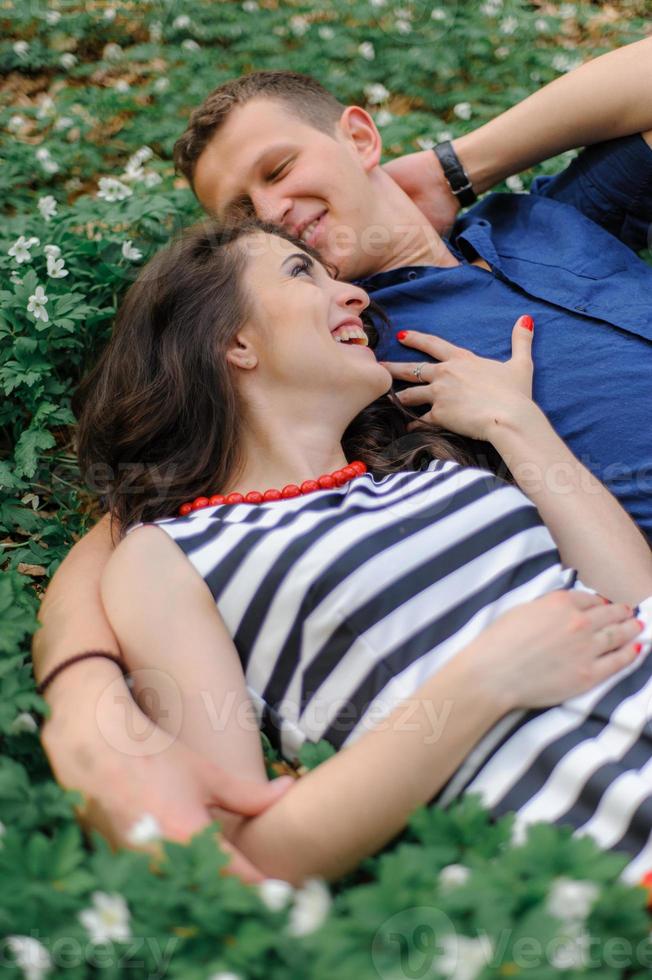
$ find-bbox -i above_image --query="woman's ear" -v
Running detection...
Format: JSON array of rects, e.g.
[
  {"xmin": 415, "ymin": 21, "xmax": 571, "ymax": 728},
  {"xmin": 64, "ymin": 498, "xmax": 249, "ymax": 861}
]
[
  {"xmin": 226, "ymin": 335, "xmax": 258, "ymax": 371},
  {"xmin": 339, "ymin": 106, "xmax": 382, "ymax": 172}
]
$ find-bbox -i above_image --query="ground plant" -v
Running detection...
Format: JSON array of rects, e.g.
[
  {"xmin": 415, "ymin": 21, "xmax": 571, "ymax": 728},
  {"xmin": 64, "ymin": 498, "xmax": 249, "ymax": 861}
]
[{"xmin": 1, "ymin": 0, "xmax": 651, "ymax": 976}]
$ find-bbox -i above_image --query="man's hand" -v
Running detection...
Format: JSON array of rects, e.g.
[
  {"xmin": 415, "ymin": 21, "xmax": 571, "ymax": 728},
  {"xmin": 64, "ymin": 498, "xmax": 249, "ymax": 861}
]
[
  {"xmin": 383, "ymin": 149, "xmax": 460, "ymax": 235},
  {"xmin": 42, "ymin": 697, "xmax": 294, "ymax": 885}
]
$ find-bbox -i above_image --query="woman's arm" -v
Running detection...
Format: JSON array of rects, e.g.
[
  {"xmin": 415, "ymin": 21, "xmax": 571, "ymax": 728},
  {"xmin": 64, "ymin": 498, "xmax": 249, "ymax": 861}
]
[
  {"xmin": 100, "ymin": 523, "xmax": 642, "ymax": 885},
  {"xmin": 391, "ymin": 320, "xmax": 652, "ymax": 603}
]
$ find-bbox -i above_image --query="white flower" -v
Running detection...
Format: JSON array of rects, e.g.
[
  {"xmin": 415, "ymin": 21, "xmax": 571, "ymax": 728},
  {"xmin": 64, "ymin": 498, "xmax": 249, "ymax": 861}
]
[
  {"xmin": 8, "ymin": 114, "xmax": 25, "ymax": 132},
  {"xmin": 358, "ymin": 41, "xmax": 375, "ymax": 60},
  {"xmin": 149, "ymin": 20, "xmax": 163, "ymax": 41},
  {"xmin": 369, "ymin": 0, "xmax": 387, "ymax": 7},
  {"xmin": 97, "ymin": 177, "xmax": 132, "ymax": 202},
  {"xmin": 317, "ymin": 25, "xmax": 334, "ymax": 39},
  {"xmin": 10, "ymin": 271, "xmax": 23, "ymax": 286},
  {"xmin": 437, "ymin": 934, "xmax": 494, "ymax": 980},
  {"xmin": 290, "ymin": 15, "xmax": 309, "ymax": 36},
  {"xmin": 364, "ymin": 82, "xmax": 390, "ymax": 105},
  {"xmin": 506, "ymin": 174, "xmax": 524, "ymax": 192},
  {"xmin": 549, "ymin": 923, "xmax": 591, "ymax": 971},
  {"xmin": 153, "ymin": 77, "xmax": 169, "ymax": 92},
  {"xmin": 44, "ymin": 244, "xmax": 61, "ymax": 259},
  {"xmin": 431, "ymin": 7, "xmax": 446, "ymax": 19},
  {"xmin": 126, "ymin": 812, "xmax": 161, "ymax": 842},
  {"xmin": 27, "ymin": 285, "xmax": 49, "ymax": 323},
  {"xmin": 102, "ymin": 42, "xmax": 123, "ymax": 61},
  {"xmin": 208, "ymin": 974, "xmax": 242, "ymax": 980},
  {"xmin": 546, "ymin": 878, "xmax": 600, "ymax": 923},
  {"xmin": 104, "ymin": 6, "xmax": 116, "ymax": 20},
  {"xmin": 453, "ymin": 101, "xmax": 472, "ymax": 120},
  {"xmin": 46, "ymin": 253, "xmax": 68, "ymax": 278},
  {"xmin": 181, "ymin": 38, "xmax": 200, "ymax": 51},
  {"xmin": 54, "ymin": 115, "xmax": 74, "ymax": 131},
  {"xmin": 437, "ymin": 130, "xmax": 453, "ymax": 142},
  {"xmin": 10, "ymin": 712, "xmax": 38, "ymax": 734},
  {"xmin": 133, "ymin": 145, "xmax": 153, "ymax": 164},
  {"xmin": 0, "ymin": 820, "xmax": 6, "ymax": 841},
  {"xmin": 13, "ymin": 40, "xmax": 29, "ymax": 58},
  {"xmin": 439, "ymin": 864, "xmax": 471, "ymax": 890},
  {"xmin": 6, "ymin": 936, "xmax": 51, "ymax": 980},
  {"xmin": 495, "ymin": 45, "xmax": 510, "ymax": 59},
  {"xmin": 242, "ymin": 0, "xmax": 258, "ymax": 9},
  {"xmin": 35, "ymin": 146, "xmax": 59, "ymax": 173},
  {"xmin": 287, "ymin": 878, "xmax": 331, "ymax": 937},
  {"xmin": 416, "ymin": 137, "xmax": 436, "ymax": 151},
  {"xmin": 552, "ymin": 53, "xmax": 581, "ymax": 73},
  {"xmin": 375, "ymin": 109, "xmax": 394, "ymax": 127},
  {"xmin": 480, "ymin": 0, "xmax": 502, "ymax": 15},
  {"xmin": 79, "ymin": 891, "xmax": 131, "ymax": 944},
  {"xmin": 535, "ymin": 17, "xmax": 548, "ymax": 32},
  {"xmin": 38, "ymin": 195, "xmax": 58, "ymax": 221},
  {"xmin": 258, "ymin": 878, "xmax": 295, "ymax": 911},
  {"xmin": 559, "ymin": 3, "xmax": 576, "ymax": 17},
  {"xmin": 45, "ymin": 9, "xmax": 61, "ymax": 24},
  {"xmin": 59, "ymin": 52, "xmax": 77, "ymax": 69},
  {"xmin": 173, "ymin": 14, "xmax": 191, "ymax": 28},
  {"xmin": 114, "ymin": 80, "xmax": 130, "ymax": 93},
  {"xmin": 143, "ymin": 171, "xmax": 162, "ymax": 187},
  {"xmin": 395, "ymin": 18, "xmax": 411, "ymax": 33},
  {"xmin": 500, "ymin": 15, "xmax": 519, "ymax": 34},
  {"xmin": 8, "ymin": 235, "xmax": 39, "ymax": 264},
  {"xmin": 37, "ymin": 95, "xmax": 55, "ymax": 119}
]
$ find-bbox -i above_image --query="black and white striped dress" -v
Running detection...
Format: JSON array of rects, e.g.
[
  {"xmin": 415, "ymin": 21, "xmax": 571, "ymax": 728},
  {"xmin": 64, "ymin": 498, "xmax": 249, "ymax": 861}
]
[{"xmin": 152, "ymin": 460, "xmax": 652, "ymax": 881}]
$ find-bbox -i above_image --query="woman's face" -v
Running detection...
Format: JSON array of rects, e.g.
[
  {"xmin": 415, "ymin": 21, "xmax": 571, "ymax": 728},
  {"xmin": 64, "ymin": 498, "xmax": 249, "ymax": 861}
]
[{"xmin": 231, "ymin": 232, "xmax": 392, "ymax": 421}]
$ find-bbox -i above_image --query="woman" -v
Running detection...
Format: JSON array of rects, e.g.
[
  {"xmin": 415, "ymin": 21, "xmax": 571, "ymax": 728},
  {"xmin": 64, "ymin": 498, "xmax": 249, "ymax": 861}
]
[{"xmin": 73, "ymin": 219, "xmax": 652, "ymax": 887}]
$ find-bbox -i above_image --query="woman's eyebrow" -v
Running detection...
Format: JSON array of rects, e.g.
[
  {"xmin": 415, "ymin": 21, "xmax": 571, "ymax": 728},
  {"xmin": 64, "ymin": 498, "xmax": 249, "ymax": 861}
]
[{"xmin": 281, "ymin": 252, "xmax": 314, "ymax": 270}]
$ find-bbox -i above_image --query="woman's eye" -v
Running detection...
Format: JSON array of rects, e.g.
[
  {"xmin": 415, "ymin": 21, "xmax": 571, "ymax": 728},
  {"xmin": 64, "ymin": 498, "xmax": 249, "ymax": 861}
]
[{"xmin": 291, "ymin": 260, "xmax": 312, "ymax": 278}]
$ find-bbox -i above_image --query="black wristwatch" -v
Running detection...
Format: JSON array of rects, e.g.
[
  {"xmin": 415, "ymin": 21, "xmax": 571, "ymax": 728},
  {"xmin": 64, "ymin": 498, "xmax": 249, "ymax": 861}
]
[{"xmin": 433, "ymin": 140, "xmax": 477, "ymax": 208}]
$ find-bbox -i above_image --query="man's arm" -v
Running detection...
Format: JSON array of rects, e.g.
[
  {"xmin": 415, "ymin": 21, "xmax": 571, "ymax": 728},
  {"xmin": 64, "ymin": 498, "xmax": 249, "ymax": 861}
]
[{"xmin": 385, "ymin": 37, "xmax": 652, "ymax": 231}]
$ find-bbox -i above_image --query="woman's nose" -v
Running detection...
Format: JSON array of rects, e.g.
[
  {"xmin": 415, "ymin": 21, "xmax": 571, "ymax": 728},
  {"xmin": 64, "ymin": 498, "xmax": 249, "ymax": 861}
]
[{"xmin": 337, "ymin": 283, "xmax": 370, "ymax": 313}]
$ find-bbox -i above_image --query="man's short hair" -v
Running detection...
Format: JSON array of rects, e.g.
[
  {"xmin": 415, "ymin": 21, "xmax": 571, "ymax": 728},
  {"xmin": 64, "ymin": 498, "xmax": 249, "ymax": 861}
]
[{"xmin": 173, "ymin": 70, "xmax": 346, "ymax": 189}]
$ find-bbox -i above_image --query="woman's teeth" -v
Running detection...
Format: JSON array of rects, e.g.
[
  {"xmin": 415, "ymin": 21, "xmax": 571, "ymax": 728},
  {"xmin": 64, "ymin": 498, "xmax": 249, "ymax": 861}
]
[{"xmin": 332, "ymin": 327, "xmax": 369, "ymax": 346}]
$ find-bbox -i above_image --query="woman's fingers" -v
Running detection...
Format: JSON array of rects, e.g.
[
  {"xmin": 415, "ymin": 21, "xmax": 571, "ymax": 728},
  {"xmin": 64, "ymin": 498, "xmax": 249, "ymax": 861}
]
[
  {"xmin": 382, "ymin": 360, "xmax": 436, "ymax": 384},
  {"xmin": 586, "ymin": 601, "xmax": 636, "ymax": 630},
  {"xmin": 217, "ymin": 835, "xmax": 268, "ymax": 884},
  {"xmin": 592, "ymin": 641, "xmax": 645, "ymax": 684},
  {"xmin": 594, "ymin": 617, "xmax": 644, "ymax": 655},
  {"xmin": 396, "ymin": 384, "xmax": 435, "ymax": 407},
  {"xmin": 210, "ymin": 767, "xmax": 295, "ymax": 816},
  {"xmin": 395, "ymin": 330, "xmax": 461, "ymax": 361}
]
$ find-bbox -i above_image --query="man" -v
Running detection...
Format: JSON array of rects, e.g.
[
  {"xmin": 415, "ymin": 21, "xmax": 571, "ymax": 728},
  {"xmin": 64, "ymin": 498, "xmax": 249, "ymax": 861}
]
[{"xmin": 34, "ymin": 40, "xmax": 652, "ymax": 877}]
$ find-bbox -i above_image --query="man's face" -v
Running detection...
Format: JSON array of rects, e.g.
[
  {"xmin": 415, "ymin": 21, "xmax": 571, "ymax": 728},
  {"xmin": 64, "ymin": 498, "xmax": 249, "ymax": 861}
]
[{"xmin": 192, "ymin": 97, "xmax": 383, "ymax": 279}]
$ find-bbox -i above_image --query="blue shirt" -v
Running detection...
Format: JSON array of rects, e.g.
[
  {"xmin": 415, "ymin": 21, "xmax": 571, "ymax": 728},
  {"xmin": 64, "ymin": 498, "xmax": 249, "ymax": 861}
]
[{"xmin": 358, "ymin": 135, "xmax": 652, "ymax": 539}]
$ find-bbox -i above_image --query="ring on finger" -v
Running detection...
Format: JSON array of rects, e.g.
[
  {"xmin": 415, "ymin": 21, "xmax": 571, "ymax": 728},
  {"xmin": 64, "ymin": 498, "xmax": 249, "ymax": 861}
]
[{"xmin": 412, "ymin": 362, "xmax": 427, "ymax": 383}]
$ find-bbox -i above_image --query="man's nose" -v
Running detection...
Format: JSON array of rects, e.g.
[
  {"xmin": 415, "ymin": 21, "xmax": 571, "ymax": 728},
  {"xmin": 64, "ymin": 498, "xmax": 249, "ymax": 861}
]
[{"xmin": 250, "ymin": 188, "xmax": 292, "ymax": 226}]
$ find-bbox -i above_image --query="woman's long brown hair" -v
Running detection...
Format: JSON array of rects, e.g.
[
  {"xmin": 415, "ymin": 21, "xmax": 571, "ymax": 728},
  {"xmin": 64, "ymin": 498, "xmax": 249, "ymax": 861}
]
[{"xmin": 75, "ymin": 219, "xmax": 495, "ymax": 533}]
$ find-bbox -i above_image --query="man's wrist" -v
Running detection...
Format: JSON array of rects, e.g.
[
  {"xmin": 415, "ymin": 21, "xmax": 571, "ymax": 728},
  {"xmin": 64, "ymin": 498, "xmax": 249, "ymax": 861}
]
[
  {"xmin": 433, "ymin": 140, "xmax": 477, "ymax": 207},
  {"xmin": 452, "ymin": 132, "xmax": 500, "ymax": 197}
]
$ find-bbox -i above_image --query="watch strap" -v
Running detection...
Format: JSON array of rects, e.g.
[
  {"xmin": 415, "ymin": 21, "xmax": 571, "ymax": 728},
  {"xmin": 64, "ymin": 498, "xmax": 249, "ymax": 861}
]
[{"xmin": 433, "ymin": 140, "xmax": 477, "ymax": 208}]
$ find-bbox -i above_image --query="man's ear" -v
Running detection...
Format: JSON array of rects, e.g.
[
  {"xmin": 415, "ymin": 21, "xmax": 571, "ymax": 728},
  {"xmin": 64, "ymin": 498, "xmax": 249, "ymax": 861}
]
[
  {"xmin": 225, "ymin": 335, "xmax": 258, "ymax": 371},
  {"xmin": 339, "ymin": 106, "xmax": 382, "ymax": 172}
]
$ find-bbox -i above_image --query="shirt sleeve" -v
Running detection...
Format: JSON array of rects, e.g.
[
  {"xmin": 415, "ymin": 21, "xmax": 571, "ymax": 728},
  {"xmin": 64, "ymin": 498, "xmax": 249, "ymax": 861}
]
[{"xmin": 529, "ymin": 134, "xmax": 652, "ymax": 253}]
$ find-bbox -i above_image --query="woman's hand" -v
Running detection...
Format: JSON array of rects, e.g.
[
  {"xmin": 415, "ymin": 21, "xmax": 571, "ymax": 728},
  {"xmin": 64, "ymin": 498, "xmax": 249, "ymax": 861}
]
[
  {"xmin": 42, "ymin": 694, "xmax": 293, "ymax": 884},
  {"xmin": 384, "ymin": 316, "xmax": 536, "ymax": 441},
  {"xmin": 463, "ymin": 590, "xmax": 645, "ymax": 713}
]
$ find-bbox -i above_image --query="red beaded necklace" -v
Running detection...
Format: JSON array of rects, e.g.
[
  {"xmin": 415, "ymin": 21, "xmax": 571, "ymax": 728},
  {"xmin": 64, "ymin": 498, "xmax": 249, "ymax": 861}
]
[{"xmin": 178, "ymin": 460, "xmax": 368, "ymax": 516}]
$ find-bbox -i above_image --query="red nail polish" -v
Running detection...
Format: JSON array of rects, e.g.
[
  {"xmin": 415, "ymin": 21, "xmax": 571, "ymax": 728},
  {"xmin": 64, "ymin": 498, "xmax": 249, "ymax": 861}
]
[
  {"xmin": 396, "ymin": 330, "xmax": 408, "ymax": 341},
  {"xmin": 520, "ymin": 315, "xmax": 534, "ymax": 332},
  {"xmin": 634, "ymin": 643, "xmax": 643, "ymax": 654},
  {"xmin": 637, "ymin": 619, "xmax": 645, "ymax": 630}
]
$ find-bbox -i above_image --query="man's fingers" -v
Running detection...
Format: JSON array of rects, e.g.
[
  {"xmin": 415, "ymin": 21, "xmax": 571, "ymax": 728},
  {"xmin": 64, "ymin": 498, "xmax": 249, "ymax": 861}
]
[
  {"xmin": 510, "ymin": 315, "xmax": 534, "ymax": 365},
  {"xmin": 211, "ymin": 770, "xmax": 295, "ymax": 816},
  {"xmin": 396, "ymin": 330, "xmax": 461, "ymax": 361}
]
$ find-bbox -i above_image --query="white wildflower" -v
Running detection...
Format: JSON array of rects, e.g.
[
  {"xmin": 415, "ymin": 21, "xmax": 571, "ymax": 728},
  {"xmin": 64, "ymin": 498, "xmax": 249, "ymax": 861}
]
[
  {"xmin": 97, "ymin": 177, "xmax": 132, "ymax": 202},
  {"xmin": 431, "ymin": 7, "xmax": 446, "ymax": 19},
  {"xmin": 8, "ymin": 114, "xmax": 26, "ymax": 133},
  {"xmin": 59, "ymin": 52, "xmax": 77, "ymax": 69},
  {"xmin": 535, "ymin": 17, "xmax": 548, "ymax": 32},
  {"xmin": 549, "ymin": 924, "xmax": 591, "ymax": 970},
  {"xmin": 153, "ymin": 77, "xmax": 169, "ymax": 93},
  {"xmin": 364, "ymin": 82, "xmax": 390, "ymax": 104},
  {"xmin": 495, "ymin": 45, "xmax": 510, "ymax": 59},
  {"xmin": 437, "ymin": 130, "xmax": 453, "ymax": 142},
  {"xmin": 559, "ymin": 2, "xmax": 576, "ymax": 17},
  {"xmin": 318, "ymin": 25, "xmax": 335, "ymax": 39},
  {"xmin": 173, "ymin": 14, "xmax": 191, "ymax": 29},
  {"xmin": 8, "ymin": 235, "xmax": 39, "ymax": 264},
  {"xmin": 44, "ymin": 244, "xmax": 61, "ymax": 259},
  {"xmin": 46, "ymin": 252, "xmax": 68, "ymax": 278},
  {"xmin": 437, "ymin": 934, "xmax": 494, "ymax": 980},
  {"xmin": 500, "ymin": 15, "xmax": 519, "ymax": 34},
  {"xmin": 10, "ymin": 271, "xmax": 23, "ymax": 286},
  {"xmin": 45, "ymin": 9, "xmax": 61, "ymax": 24},
  {"xmin": 506, "ymin": 174, "xmax": 524, "ymax": 192},
  {"xmin": 114, "ymin": 79, "xmax": 130, "ymax": 93},
  {"xmin": 258, "ymin": 878, "xmax": 295, "ymax": 911},
  {"xmin": 396, "ymin": 18, "xmax": 411, "ymax": 33},
  {"xmin": 242, "ymin": 0, "xmax": 259, "ymax": 9},
  {"xmin": 13, "ymin": 40, "xmax": 29, "ymax": 59},
  {"xmin": 358, "ymin": 41, "xmax": 375, "ymax": 60},
  {"xmin": 54, "ymin": 115, "xmax": 74, "ymax": 131},
  {"xmin": 546, "ymin": 878, "xmax": 600, "ymax": 923},
  {"xmin": 375, "ymin": 109, "xmax": 394, "ymax": 127},
  {"xmin": 553, "ymin": 53, "xmax": 581, "ymax": 73},
  {"xmin": 6, "ymin": 936, "xmax": 51, "ymax": 980},
  {"xmin": 208, "ymin": 974, "xmax": 242, "ymax": 980},
  {"xmin": 453, "ymin": 101, "xmax": 472, "ymax": 120},
  {"xmin": 480, "ymin": 0, "xmax": 502, "ymax": 15},
  {"xmin": 369, "ymin": 0, "xmax": 387, "ymax": 7},
  {"xmin": 287, "ymin": 877, "xmax": 331, "ymax": 937},
  {"xmin": 10, "ymin": 712, "xmax": 38, "ymax": 735},
  {"xmin": 104, "ymin": 6, "xmax": 116, "ymax": 20},
  {"xmin": 181, "ymin": 38, "xmax": 200, "ymax": 51},
  {"xmin": 149, "ymin": 20, "xmax": 163, "ymax": 41},
  {"xmin": 79, "ymin": 891, "xmax": 131, "ymax": 944},
  {"xmin": 38, "ymin": 195, "xmax": 58, "ymax": 221},
  {"xmin": 290, "ymin": 15, "xmax": 309, "ymax": 36},
  {"xmin": 126, "ymin": 812, "xmax": 161, "ymax": 843},
  {"xmin": 416, "ymin": 137, "xmax": 435, "ymax": 151},
  {"xmin": 143, "ymin": 171, "xmax": 162, "ymax": 187},
  {"xmin": 102, "ymin": 42, "xmax": 123, "ymax": 61},
  {"xmin": 35, "ymin": 147, "xmax": 59, "ymax": 173},
  {"xmin": 37, "ymin": 96, "xmax": 55, "ymax": 119},
  {"xmin": 27, "ymin": 285, "xmax": 49, "ymax": 323},
  {"xmin": 439, "ymin": 864, "xmax": 471, "ymax": 890}
]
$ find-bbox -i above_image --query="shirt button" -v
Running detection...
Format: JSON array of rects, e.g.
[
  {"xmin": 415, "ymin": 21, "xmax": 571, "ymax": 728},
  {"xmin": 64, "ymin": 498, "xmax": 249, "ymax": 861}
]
[
  {"xmin": 575, "ymin": 305, "xmax": 587, "ymax": 313},
  {"xmin": 407, "ymin": 270, "xmax": 418, "ymax": 281}
]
